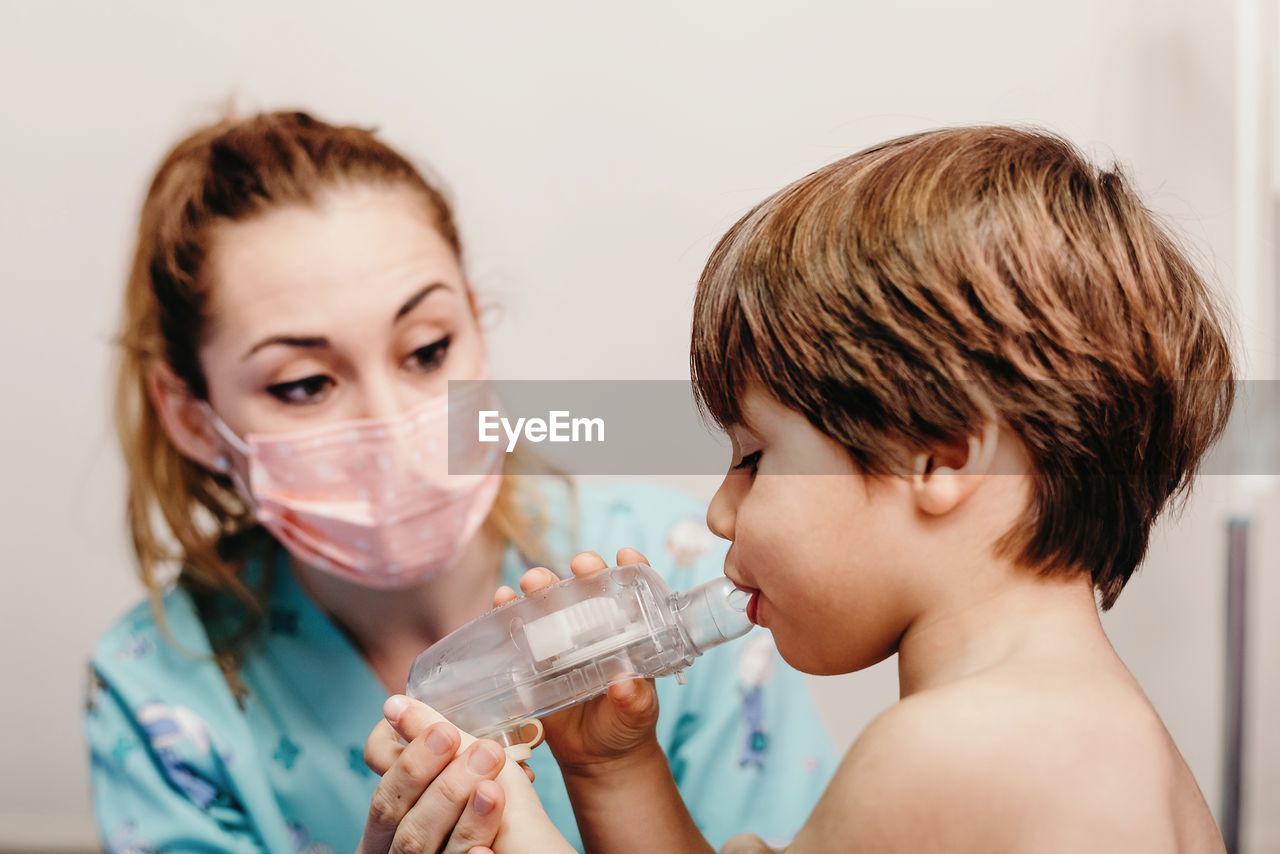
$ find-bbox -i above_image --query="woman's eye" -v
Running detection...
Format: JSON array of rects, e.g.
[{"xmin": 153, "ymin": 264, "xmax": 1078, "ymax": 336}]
[
  {"xmin": 266, "ymin": 374, "xmax": 334, "ymax": 405},
  {"xmin": 405, "ymin": 335, "xmax": 452, "ymax": 373},
  {"xmin": 733, "ymin": 450, "xmax": 763, "ymax": 473}
]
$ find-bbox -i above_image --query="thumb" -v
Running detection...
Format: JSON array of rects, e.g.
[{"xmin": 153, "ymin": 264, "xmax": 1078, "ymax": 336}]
[
  {"xmin": 606, "ymin": 678, "xmax": 658, "ymax": 727},
  {"xmin": 383, "ymin": 694, "xmax": 453, "ymax": 744}
]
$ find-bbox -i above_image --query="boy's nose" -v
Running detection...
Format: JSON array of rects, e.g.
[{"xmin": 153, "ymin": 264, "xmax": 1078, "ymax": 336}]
[{"xmin": 706, "ymin": 476, "xmax": 736, "ymax": 542}]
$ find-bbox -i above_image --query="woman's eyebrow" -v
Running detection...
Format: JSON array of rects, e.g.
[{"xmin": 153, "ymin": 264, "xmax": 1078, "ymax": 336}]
[
  {"xmin": 239, "ymin": 283, "xmax": 452, "ymax": 361},
  {"xmin": 242, "ymin": 335, "xmax": 328, "ymax": 361},
  {"xmin": 394, "ymin": 281, "xmax": 450, "ymax": 323}
]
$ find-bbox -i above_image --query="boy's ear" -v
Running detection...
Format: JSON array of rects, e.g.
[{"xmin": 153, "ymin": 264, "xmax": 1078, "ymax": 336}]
[
  {"xmin": 147, "ymin": 362, "xmax": 224, "ymax": 472},
  {"xmin": 910, "ymin": 420, "xmax": 999, "ymax": 516}
]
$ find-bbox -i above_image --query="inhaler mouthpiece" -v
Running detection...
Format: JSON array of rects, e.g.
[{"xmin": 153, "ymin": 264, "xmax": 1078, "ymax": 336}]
[
  {"xmin": 405, "ymin": 564, "xmax": 753, "ymax": 757},
  {"xmin": 673, "ymin": 576, "xmax": 754, "ymax": 654}
]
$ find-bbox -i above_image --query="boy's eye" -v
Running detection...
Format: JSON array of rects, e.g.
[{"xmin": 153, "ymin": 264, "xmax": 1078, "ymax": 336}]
[
  {"xmin": 405, "ymin": 335, "xmax": 452, "ymax": 373},
  {"xmin": 266, "ymin": 374, "xmax": 334, "ymax": 405},
  {"xmin": 733, "ymin": 450, "xmax": 762, "ymax": 473}
]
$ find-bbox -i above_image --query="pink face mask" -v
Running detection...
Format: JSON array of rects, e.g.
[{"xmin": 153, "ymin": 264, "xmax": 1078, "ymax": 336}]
[{"xmin": 207, "ymin": 383, "xmax": 502, "ymax": 588}]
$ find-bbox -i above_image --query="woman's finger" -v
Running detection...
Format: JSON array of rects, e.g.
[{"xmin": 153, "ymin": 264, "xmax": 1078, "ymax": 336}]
[
  {"xmin": 361, "ymin": 721, "xmax": 460, "ymax": 854},
  {"xmin": 383, "ymin": 694, "xmax": 450, "ymax": 745},
  {"xmin": 493, "ymin": 585, "xmax": 519, "ymax": 608},
  {"xmin": 364, "ymin": 718, "xmax": 407, "ymax": 775},
  {"xmin": 382, "ymin": 697, "xmax": 527, "ymax": 777},
  {"xmin": 390, "ymin": 740, "xmax": 505, "ymax": 854},
  {"xmin": 442, "ymin": 779, "xmax": 505, "ymax": 854}
]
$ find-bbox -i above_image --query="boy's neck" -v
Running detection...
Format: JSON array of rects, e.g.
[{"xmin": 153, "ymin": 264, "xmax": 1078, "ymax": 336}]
[{"xmin": 895, "ymin": 567, "xmax": 1115, "ymax": 698}]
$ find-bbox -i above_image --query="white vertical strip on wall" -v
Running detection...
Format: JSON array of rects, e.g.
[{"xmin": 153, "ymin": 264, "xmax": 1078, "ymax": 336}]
[
  {"xmin": 1234, "ymin": 3, "xmax": 1280, "ymax": 852},
  {"xmin": 1237, "ymin": 0, "xmax": 1277, "ymax": 386}
]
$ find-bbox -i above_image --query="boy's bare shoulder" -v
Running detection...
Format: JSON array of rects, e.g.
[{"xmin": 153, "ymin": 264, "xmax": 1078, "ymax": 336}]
[{"xmin": 796, "ymin": 668, "xmax": 1220, "ymax": 853}]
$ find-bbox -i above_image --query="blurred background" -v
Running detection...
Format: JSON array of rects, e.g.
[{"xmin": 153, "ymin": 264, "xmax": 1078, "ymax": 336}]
[{"xmin": 1, "ymin": 0, "xmax": 1276, "ymax": 850}]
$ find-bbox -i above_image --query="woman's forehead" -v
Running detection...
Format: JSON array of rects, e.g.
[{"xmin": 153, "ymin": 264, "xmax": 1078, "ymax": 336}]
[{"xmin": 203, "ymin": 189, "xmax": 466, "ymax": 344}]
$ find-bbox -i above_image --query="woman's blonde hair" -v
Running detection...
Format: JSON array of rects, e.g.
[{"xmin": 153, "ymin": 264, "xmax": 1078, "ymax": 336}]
[{"xmin": 116, "ymin": 110, "xmax": 556, "ymax": 677}]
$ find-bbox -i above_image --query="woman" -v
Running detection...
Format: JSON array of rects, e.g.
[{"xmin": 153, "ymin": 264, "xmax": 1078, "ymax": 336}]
[{"xmin": 85, "ymin": 109, "xmax": 834, "ymax": 853}]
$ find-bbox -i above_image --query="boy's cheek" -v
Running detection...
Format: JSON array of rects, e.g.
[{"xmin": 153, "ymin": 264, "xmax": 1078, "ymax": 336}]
[{"xmin": 728, "ymin": 504, "xmax": 789, "ymax": 576}]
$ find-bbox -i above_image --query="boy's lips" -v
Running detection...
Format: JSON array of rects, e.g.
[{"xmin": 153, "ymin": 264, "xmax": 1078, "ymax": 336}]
[
  {"xmin": 725, "ymin": 566, "xmax": 763, "ymax": 625},
  {"xmin": 737, "ymin": 585, "xmax": 763, "ymax": 626}
]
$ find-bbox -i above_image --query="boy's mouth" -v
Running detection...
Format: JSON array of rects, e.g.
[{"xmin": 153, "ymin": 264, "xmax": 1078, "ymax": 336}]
[
  {"xmin": 739, "ymin": 586, "xmax": 762, "ymax": 626},
  {"xmin": 725, "ymin": 566, "xmax": 763, "ymax": 625}
]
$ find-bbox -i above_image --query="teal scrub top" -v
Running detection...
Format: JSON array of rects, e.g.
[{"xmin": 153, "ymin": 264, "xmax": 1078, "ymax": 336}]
[{"xmin": 85, "ymin": 482, "xmax": 836, "ymax": 853}]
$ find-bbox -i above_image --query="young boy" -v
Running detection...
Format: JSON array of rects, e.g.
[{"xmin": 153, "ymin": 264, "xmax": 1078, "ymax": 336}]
[{"xmin": 366, "ymin": 126, "xmax": 1233, "ymax": 853}]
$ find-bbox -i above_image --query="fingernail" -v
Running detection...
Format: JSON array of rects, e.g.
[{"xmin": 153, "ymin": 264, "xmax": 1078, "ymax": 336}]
[
  {"xmin": 468, "ymin": 742, "xmax": 501, "ymax": 774},
  {"xmin": 474, "ymin": 783, "xmax": 496, "ymax": 816},
  {"xmin": 383, "ymin": 695, "xmax": 408, "ymax": 723},
  {"xmin": 426, "ymin": 725, "xmax": 454, "ymax": 755}
]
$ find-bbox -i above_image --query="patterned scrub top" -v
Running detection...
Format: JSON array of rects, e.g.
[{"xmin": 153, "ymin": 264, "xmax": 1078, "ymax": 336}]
[{"xmin": 85, "ymin": 482, "xmax": 836, "ymax": 853}]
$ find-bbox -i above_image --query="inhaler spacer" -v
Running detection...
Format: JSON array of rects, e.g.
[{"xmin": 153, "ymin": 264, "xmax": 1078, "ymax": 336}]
[{"xmin": 405, "ymin": 563, "xmax": 754, "ymax": 760}]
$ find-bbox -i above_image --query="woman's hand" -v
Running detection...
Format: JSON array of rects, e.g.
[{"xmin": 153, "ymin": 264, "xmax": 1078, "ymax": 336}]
[
  {"xmin": 493, "ymin": 548, "xmax": 664, "ymax": 775},
  {"xmin": 364, "ymin": 696, "xmax": 574, "ymax": 854},
  {"xmin": 359, "ymin": 698, "xmax": 506, "ymax": 854}
]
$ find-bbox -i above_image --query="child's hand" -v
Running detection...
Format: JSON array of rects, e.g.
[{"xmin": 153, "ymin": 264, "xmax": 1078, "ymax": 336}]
[{"xmin": 493, "ymin": 548, "xmax": 664, "ymax": 776}]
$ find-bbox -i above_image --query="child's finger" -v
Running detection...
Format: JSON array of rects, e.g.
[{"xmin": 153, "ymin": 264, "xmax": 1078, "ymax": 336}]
[
  {"xmin": 568, "ymin": 551, "xmax": 608, "ymax": 577},
  {"xmin": 517, "ymin": 567, "xmax": 561, "ymax": 595},
  {"xmin": 492, "ymin": 585, "xmax": 518, "ymax": 608},
  {"xmin": 616, "ymin": 547, "xmax": 652, "ymax": 567}
]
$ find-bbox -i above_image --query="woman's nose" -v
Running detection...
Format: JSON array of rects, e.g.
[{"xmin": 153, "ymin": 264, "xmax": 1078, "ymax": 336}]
[
  {"xmin": 357, "ymin": 380, "xmax": 408, "ymax": 422},
  {"xmin": 706, "ymin": 476, "xmax": 737, "ymax": 542}
]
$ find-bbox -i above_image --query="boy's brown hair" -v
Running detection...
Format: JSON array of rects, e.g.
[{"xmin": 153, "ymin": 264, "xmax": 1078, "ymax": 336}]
[{"xmin": 691, "ymin": 125, "xmax": 1235, "ymax": 608}]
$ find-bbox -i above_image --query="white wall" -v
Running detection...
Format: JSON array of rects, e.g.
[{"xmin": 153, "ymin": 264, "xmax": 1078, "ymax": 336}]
[{"xmin": 0, "ymin": 0, "xmax": 1268, "ymax": 849}]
